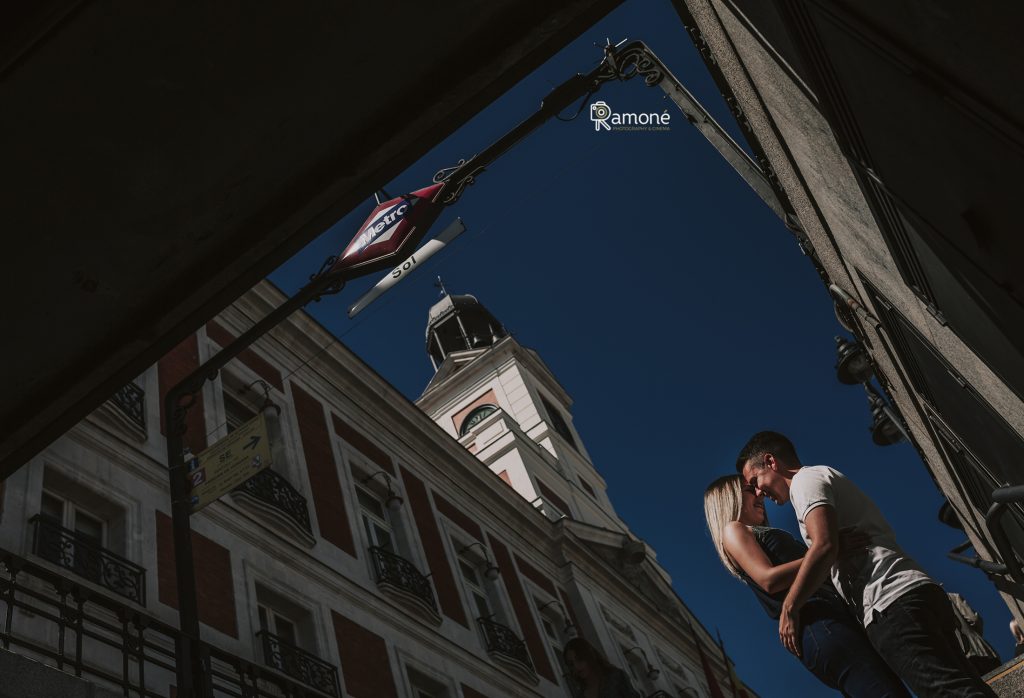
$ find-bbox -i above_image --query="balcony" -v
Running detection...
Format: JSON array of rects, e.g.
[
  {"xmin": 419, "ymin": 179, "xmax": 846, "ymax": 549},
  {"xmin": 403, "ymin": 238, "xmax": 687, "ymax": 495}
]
[
  {"xmin": 232, "ymin": 468, "xmax": 314, "ymax": 545},
  {"xmin": 368, "ymin": 546, "xmax": 440, "ymax": 623},
  {"xmin": 31, "ymin": 514, "xmax": 146, "ymax": 605},
  {"xmin": 111, "ymin": 382, "xmax": 146, "ymax": 431},
  {"xmin": 93, "ymin": 381, "xmax": 147, "ymax": 441},
  {"xmin": 258, "ymin": 630, "xmax": 341, "ymax": 697},
  {"xmin": 478, "ymin": 616, "xmax": 534, "ymax": 674}
]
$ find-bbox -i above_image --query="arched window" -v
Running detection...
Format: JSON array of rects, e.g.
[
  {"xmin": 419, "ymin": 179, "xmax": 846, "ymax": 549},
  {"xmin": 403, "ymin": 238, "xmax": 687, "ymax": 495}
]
[{"xmin": 459, "ymin": 404, "xmax": 498, "ymax": 436}]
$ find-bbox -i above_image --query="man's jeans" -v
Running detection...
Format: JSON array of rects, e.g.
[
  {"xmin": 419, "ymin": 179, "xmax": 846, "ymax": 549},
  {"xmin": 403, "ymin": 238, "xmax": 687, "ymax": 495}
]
[
  {"xmin": 866, "ymin": 584, "xmax": 997, "ymax": 697},
  {"xmin": 800, "ymin": 595, "xmax": 909, "ymax": 697}
]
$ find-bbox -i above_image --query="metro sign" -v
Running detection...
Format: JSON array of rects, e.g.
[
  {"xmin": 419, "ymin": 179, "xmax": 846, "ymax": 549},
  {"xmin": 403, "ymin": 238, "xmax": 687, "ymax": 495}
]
[{"xmin": 332, "ymin": 182, "xmax": 446, "ymax": 274}]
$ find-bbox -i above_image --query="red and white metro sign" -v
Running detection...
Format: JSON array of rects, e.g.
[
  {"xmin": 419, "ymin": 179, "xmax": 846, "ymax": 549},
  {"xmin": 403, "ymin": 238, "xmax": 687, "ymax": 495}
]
[{"xmin": 332, "ymin": 183, "xmax": 446, "ymax": 275}]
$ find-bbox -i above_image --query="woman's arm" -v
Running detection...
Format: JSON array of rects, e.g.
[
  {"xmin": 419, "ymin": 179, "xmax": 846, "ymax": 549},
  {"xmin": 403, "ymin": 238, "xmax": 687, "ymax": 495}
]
[{"xmin": 722, "ymin": 522, "xmax": 803, "ymax": 594}]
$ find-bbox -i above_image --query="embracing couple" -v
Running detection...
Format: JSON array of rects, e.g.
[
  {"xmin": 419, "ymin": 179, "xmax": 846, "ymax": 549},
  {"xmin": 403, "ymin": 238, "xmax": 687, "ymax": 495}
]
[{"xmin": 705, "ymin": 431, "xmax": 996, "ymax": 697}]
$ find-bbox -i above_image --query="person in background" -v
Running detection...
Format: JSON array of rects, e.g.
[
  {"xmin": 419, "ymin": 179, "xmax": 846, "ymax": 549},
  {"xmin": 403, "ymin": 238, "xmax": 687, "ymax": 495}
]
[
  {"xmin": 563, "ymin": 636, "xmax": 640, "ymax": 698},
  {"xmin": 947, "ymin": 592, "xmax": 1000, "ymax": 675},
  {"xmin": 1010, "ymin": 619, "xmax": 1024, "ymax": 657},
  {"xmin": 704, "ymin": 474, "xmax": 909, "ymax": 696}
]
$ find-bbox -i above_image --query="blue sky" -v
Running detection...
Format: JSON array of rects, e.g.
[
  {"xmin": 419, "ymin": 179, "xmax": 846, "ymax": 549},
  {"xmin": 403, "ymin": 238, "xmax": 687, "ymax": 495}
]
[{"xmin": 269, "ymin": 1, "xmax": 1012, "ymax": 695}]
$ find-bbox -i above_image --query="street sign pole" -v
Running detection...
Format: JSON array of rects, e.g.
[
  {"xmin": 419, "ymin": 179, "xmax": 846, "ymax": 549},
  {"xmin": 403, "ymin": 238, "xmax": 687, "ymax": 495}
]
[{"xmin": 164, "ymin": 268, "xmax": 347, "ymax": 698}]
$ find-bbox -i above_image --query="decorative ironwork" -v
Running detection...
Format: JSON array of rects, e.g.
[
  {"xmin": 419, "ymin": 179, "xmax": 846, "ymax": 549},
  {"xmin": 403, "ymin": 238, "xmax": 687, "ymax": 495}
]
[
  {"xmin": 478, "ymin": 616, "xmax": 533, "ymax": 670},
  {"xmin": 258, "ymin": 630, "xmax": 341, "ymax": 697},
  {"xmin": 0, "ymin": 547, "xmax": 338, "ymax": 697},
  {"xmin": 234, "ymin": 468, "xmax": 313, "ymax": 535},
  {"xmin": 594, "ymin": 41, "xmax": 666, "ymax": 88},
  {"xmin": 368, "ymin": 546, "xmax": 437, "ymax": 611},
  {"xmin": 31, "ymin": 515, "xmax": 145, "ymax": 605},
  {"xmin": 110, "ymin": 382, "xmax": 146, "ymax": 431}
]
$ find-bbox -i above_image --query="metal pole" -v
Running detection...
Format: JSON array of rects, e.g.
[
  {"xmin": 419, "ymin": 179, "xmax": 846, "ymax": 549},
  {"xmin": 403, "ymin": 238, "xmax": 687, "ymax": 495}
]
[{"xmin": 164, "ymin": 269, "xmax": 346, "ymax": 697}]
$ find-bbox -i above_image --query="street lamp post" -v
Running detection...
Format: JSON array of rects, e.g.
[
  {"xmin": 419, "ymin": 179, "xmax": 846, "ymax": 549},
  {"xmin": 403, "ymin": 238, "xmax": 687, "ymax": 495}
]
[{"xmin": 164, "ymin": 265, "xmax": 349, "ymax": 698}]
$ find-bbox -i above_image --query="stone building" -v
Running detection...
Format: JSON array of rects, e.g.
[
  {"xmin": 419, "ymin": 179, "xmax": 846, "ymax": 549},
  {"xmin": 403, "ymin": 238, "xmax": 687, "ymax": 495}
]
[
  {"xmin": 0, "ymin": 280, "xmax": 754, "ymax": 698},
  {"xmin": 673, "ymin": 0, "xmax": 1024, "ymax": 628}
]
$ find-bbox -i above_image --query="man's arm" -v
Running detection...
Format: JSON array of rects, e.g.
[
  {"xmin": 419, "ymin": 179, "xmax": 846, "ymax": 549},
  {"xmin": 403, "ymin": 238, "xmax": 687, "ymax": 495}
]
[
  {"xmin": 722, "ymin": 522, "xmax": 804, "ymax": 594},
  {"xmin": 778, "ymin": 505, "xmax": 839, "ymax": 657}
]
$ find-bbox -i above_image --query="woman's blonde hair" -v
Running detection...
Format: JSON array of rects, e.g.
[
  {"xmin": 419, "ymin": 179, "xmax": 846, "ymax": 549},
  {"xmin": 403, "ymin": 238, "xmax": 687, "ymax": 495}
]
[{"xmin": 703, "ymin": 474, "xmax": 749, "ymax": 579}]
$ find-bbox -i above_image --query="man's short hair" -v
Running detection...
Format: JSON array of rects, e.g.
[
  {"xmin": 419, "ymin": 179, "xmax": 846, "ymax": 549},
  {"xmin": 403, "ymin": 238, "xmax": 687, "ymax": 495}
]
[{"xmin": 735, "ymin": 431, "xmax": 799, "ymax": 473}]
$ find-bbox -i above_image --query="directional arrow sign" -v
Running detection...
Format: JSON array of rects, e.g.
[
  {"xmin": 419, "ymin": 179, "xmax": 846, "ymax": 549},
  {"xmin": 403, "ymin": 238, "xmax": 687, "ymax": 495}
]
[{"xmin": 187, "ymin": 412, "xmax": 272, "ymax": 514}]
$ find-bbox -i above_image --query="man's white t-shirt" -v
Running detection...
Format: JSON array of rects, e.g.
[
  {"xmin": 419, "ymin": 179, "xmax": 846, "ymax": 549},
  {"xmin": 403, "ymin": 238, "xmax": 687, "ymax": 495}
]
[{"xmin": 790, "ymin": 465, "xmax": 933, "ymax": 626}]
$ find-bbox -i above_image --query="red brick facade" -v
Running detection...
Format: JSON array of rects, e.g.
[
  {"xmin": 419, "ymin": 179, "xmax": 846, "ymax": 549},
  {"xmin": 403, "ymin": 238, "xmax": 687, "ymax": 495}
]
[
  {"xmin": 433, "ymin": 493, "xmax": 483, "ymax": 542},
  {"xmin": 157, "ymin": 334, "xmax": 208, "ymax": 452},
  {"xmin": 205, "ymin": 320, "xmax": 283, "ymax": 391},
  {"xmin": 514, "ymin": 554, "xmax": 556, "ymax": 597},
  {"xmin": 332, "ymin": 611, "xmax": 398, "ymax": 698},
  {"xmin": 487, "ymin": 535, "xmax": 556, "ymax": 682},
  {"xmin": 331, "ymin": 413, "xmax": 393, "ymax": 475},
  {"xmin": 291, "ymin": 383, "xmax": 355, "ymax": 555},
  {"xmin": 155, "ymin": 511, "xmax": 238, "ymax": 638},
  {"xmin": 400, "ymin": 466, "xmax": 467, "ymax": 627}
]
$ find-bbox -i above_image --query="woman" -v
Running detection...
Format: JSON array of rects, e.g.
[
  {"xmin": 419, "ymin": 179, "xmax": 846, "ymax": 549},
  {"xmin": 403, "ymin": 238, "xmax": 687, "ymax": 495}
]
[
  {"xmin": 563, "ymin": 636, "xmax": 640, "ymax": 698},
  {"xmin": 704, "ymin": 474, "xmax": 909, "ymax": 697}
]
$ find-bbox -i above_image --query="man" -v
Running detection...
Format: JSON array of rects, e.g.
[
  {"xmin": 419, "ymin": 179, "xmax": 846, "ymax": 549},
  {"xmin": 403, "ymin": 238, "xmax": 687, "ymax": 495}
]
[{"xmin": 736, "ymin": 430, "xmax": 996, "ymax": 698}]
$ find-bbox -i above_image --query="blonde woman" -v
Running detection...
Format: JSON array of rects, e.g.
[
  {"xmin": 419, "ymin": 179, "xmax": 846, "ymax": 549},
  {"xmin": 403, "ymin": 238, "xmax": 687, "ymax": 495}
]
[{"xmin": 704, "ymin": 474, "xmax": 909, "ymax": 697}]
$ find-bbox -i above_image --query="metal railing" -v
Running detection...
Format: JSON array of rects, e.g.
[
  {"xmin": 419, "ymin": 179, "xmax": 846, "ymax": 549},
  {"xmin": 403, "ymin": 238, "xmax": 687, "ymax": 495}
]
[
  {"xmin": 257, "ymin": 631, "xmax": 340, "ymax": 697},
  {"xmin": 31, "ymin": 515, "xmax": 146, "ymax": 605},
  {"xmin": 111, "ymin": 382, "xmax": 146, "ymax": 431},
  {"xmin": 947, "ymin": 485, "xmax": 1024, "ymax": 583},
  {"xmin": 477, "ymin": 616, "xmax": 533, "ymax": 670},
  {"xmin": 368, "ymin": 546, "xmax": 436, "ymax": 612},
  {"xmin": 233, "ymin": 468, "xmax": 313, "ymax": 535},
  {"xmin": 0, "ymin": 547, "xmax": 337, "ymax": 697}
]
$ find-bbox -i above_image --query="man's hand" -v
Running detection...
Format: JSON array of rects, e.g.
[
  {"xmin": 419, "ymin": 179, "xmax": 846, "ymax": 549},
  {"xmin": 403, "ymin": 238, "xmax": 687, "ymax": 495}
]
[{"xmin": 779, "ymin": 602, "xmax": 801, "ymax": 657}]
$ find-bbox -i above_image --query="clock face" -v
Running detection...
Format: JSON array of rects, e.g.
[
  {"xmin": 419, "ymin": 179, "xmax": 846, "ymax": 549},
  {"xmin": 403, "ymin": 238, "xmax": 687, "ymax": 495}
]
[{"xmin": 461, "ymin": 404, "xmax": 498, "ymax": 436}]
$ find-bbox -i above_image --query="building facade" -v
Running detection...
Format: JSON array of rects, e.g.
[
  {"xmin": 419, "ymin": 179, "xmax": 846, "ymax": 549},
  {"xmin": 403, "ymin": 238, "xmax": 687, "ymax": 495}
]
[
  {"xmin": 0, "ymin": 281, "xmax": 754, "ymax": 698},
  {"xmin": 674, "ymin": 0, "xmax": 1024, "ymax": 625}
]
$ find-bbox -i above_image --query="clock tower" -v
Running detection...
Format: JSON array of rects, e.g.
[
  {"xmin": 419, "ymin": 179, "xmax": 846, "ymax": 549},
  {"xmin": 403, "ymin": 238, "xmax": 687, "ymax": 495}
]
[{"xmin": 416, "ymin": 288, "xmax": 627, "ymax": 531}]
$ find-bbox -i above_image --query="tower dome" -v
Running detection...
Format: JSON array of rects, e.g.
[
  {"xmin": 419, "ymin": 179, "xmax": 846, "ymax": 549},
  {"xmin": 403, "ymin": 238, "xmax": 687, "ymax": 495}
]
[{"xmin": 425, "ymin": 289, "xmax": 507, "ymax": 370}]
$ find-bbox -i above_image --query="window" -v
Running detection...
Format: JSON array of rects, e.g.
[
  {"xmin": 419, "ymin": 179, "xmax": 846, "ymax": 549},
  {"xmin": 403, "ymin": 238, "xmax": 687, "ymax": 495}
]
[
  {"xmin": 254, "ymin": 584, "xmax": 340, "ymax": 696},
  {"xmin": 32, "ymin": 473, "xmax": 142, "ymax": 603},
  {"xmin": 579, "ymin": 478, "xmax": 597, "ymax": 500},
  {"xmin": 224, "ymin": 392, "xmax": 256, "ymax": 433},
  {"xmin": 39, "ymin": 491, "xmax": 106, "ymax": 582},
  {"xmin": 536, "ymin": 598, "xmax": 573, "ymax": 685},
  {"xmin": 460, "ymin": 404, "xmax": 498, "ymax": 436},
  {"xmin": 405, "ymin": 665, "xmax": 452, "ymax": 698},
  {"xmin": 255, "ymin": 584, "xmax": 315, "ymax": 652},
  {"xmin": 357, "ymin": 485, "xmax": 394, "ymax": 553},
  {"xmin": 458, "ymin": 555, "xmax": 493, "ymax": 620},
  {"xmin": 541, "ymin": 395, "xmax": 577, "ymax": 450},
  {"xmin": 622, "ymin": 646, "xmax": 653, "ymax": 695}
]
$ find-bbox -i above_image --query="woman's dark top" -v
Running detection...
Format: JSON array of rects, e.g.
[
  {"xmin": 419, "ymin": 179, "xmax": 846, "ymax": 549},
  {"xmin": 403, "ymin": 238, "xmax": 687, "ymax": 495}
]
[{"xmin": 740, "ymin": 526, "xmax": 845, "ymax": 620}]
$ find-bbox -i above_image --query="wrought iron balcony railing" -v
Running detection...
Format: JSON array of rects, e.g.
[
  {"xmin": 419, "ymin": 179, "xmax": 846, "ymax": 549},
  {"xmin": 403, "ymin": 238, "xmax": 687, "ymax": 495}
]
[
  {"xmin": 0, "ymin": 547, "xmax": 337, "ymax": 698},
  {"xmin": 30, "ymin": 515, "xmax": 146, "ymax": 605},
  {"xmin": 368, "ymin": 546, "xmax": 437, "ymax": 612},
  {"xmin": 257, "ymin": 630, "xmax": 341, "ymax": 697},
  {"xmin": 234, "ymin": 468, "xmax": 313, "ymax": 535},
  {"xmin": 110, "ymin": 382, "xmax": 146, "ymax": 431},
  {"xmin": 478, "ymin": 616, "xmax": 533, "ymax": 671}
]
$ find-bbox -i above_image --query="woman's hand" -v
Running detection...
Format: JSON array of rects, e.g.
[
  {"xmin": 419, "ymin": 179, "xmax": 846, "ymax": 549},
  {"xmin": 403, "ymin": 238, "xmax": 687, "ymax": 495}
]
[
  {"xmin": 779, "ymin": 602, "xmax": 801, "ymax": 657},
  {"xmin": 837, "ymin": 526, "xmax": 870, "ymax": 557}
]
